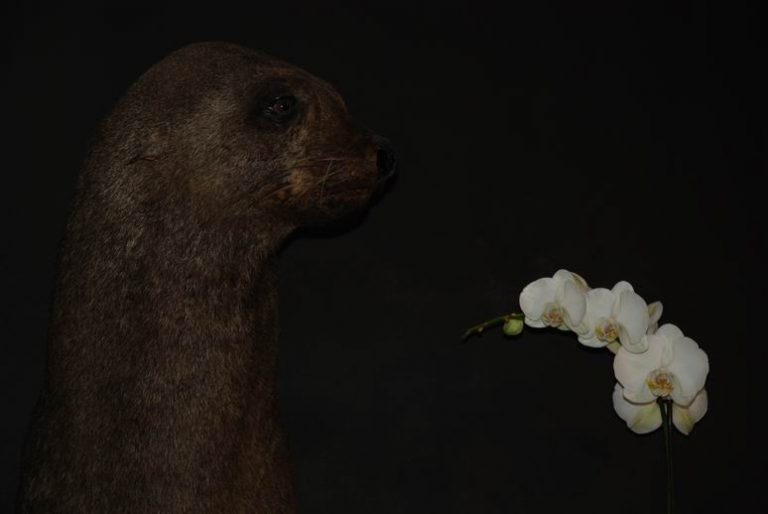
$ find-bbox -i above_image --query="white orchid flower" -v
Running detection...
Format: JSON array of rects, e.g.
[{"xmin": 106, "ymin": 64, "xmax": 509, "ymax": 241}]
[
  {"xmin": 577, "ymin": 281, "xmax": 650, "ymax": 353},
  {"xmin": 612, "ymin": 384, "xmax": 708, "ymax": 435},
  {"xmin": 519, "ymin": 270, "xmax": 589, "ymax": 331},
  {"xmin": 614, "ymin": 324, "xmax": 709, "ymax": 408}
]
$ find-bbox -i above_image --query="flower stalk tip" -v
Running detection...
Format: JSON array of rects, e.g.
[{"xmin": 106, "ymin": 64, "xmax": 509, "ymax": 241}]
[{"xmin": 462, "ymin": 313, "xmax": 524, "ymax": 342}]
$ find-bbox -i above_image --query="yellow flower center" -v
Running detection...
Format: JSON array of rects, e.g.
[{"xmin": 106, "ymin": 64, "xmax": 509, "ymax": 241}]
[
  {"xmin": 595, "ymin": 319, "xmax": 619, "ymax": 342},
  {"xmin": 646, "ymin": 369, "xmax": 675, "ymax": 398},
  {"xmin": 541, "ymin": 303, "xmax": 564, "ymax": 328}
]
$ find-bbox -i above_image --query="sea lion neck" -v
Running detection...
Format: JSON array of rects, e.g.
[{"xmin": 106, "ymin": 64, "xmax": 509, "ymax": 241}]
[
  {"xmin": 58, "ymin": 197, "xmax": 287, "ymax": 345},
  {"xmin": 38, "ymin": 198, "xmax": 295, "ymax": 512}
]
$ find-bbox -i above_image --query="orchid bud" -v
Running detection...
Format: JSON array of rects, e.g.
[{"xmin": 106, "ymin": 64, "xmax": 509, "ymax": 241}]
[{"xmin": 502, "ymin": 318, "xmax": 524, "ymax": 336}]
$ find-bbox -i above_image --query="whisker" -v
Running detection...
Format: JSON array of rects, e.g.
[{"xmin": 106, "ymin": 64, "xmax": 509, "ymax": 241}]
[
  {"xmin": 292, "ymin": 156, "xmax": 362, "ymax": 166},
  {"xmin": 318, "ymin": 160, "xmax": 336, "ymax": 202},
  {"xmin": 196, "ymin": 157, "xmax": 362, "ymax": 228}
]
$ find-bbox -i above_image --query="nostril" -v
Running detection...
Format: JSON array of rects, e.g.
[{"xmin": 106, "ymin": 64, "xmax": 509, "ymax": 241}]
[
  {"xmin": 377, "ymin": 148, "xmax": 395, "ymax": 177},
  {"xmin": 374, "ymin": 137, "xmax": 397, "ymax": 179}
]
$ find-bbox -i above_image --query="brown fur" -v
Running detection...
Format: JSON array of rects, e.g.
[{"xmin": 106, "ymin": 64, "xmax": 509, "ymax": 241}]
[{"xmin": 17, "ymin": 42, "xmax": 390, "ymax": 513}]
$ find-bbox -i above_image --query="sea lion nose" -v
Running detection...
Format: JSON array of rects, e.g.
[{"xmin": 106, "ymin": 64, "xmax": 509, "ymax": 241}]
[{"xmin": 373, "ymin": 136, "xmax": 397, "ymax": 180}]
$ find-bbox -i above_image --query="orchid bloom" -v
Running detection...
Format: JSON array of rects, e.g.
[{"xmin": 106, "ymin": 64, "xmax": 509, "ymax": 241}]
[
  {"xmin": 613, "ymin": 323, "xmax": 709, "ymax": 433},
  {"xmin": 519, "ymin": 270, "xmax": 589, "ymax": 331},
  {"xmin": 577, "ymin": 281, "xmax": 650, "ymax": 353},
  {"xmin": 612, "ymin": 384, "xmax": 708, "ymax": 435}
]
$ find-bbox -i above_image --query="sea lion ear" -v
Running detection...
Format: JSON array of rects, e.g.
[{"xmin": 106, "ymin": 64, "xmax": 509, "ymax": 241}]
[{"xmin": 127, "ymin": 129, "xmax": 167, "ymax": 165}]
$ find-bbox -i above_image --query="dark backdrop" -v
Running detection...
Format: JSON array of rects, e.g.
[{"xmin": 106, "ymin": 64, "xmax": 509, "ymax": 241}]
[{"xmin": 2, "ymin": 2, "xmax": 765, "ymax": 513}]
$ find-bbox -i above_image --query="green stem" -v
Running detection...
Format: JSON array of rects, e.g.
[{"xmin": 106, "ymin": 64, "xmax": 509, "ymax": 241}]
[
  {"xmin": 462, "ymin": 313, "xmax": 524, "ymax": 342},
  {"xmin": 659, "ymin": 398, "xmax": 675, "ymax": 514}
]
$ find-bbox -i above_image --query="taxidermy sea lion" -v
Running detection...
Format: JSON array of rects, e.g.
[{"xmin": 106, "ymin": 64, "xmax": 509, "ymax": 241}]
[{"xmin": 16, "ymin": 42, "xmax": 395, "ymax": 514}]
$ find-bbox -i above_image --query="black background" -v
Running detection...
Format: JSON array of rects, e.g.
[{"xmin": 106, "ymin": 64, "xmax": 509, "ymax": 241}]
[{"xmin": 2, "ymin": 1, "xmax": 765, "ymax": 513}]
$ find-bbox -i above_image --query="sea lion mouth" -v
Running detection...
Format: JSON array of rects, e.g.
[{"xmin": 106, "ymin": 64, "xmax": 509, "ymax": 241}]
[
  {"xmin": 316, "ymin": 177, "xmax": 377, "ymax": 201},
  {"xmin": 296, "ymin": 157, "xmax": 375, "ymax": 193}
]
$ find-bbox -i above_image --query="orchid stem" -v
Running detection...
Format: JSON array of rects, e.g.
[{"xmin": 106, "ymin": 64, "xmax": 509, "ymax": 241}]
[
  {"xmin": 659, "ymin": 398, "xmax": 675, "ymax": 514},
  {"xmin": 462, "ymin": 313, "xmax": 524, "ymax": 342}
]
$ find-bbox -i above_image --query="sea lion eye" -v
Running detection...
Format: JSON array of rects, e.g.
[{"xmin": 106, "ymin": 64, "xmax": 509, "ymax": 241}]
[
  {"xmin": 247, "ymin": 93, "xmax": 300, "ymax": 130},
  {"xmin": 264, "ymin": 96, "xmax": 297, "ymax": 120}
]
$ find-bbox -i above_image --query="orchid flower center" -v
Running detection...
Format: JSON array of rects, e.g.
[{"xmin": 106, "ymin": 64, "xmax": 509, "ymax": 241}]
[
  {"xmin": 594, "ymin": 318, "xmax": 619, "ymax": 342},
  {"xmin": 541, "ymin": 302, "xmax": 564, "ymax": 328},
  {"xmin": 646, "ymin": 369, "xmax": 675, "ymax": 398}
]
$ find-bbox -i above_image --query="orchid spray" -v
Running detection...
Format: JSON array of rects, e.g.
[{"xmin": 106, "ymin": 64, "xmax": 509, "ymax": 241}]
[{"xmin": 463, "ymin": 270, "xmax": 709, "ymax": 514}]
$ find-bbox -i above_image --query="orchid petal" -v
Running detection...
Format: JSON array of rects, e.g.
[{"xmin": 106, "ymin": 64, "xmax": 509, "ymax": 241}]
[
  {"xmin": 606, "ymin": 341, "xmax": 621, "ymax": 354},
  {"xmin": 553, "ymin": 269, "xmax": 577, "ymax": 282},
  {"xmin": 570, "ymin": 272, "xmax": 590, "ymax": 292},
  {"xmin": 611, "ymin": 281, "xmax": 635, "ymax": 295},
  {"xmin": 571, "ymin": 321, "xmax": 590, "ymax": 336},
  {"xmin": 519, "ymin": 277, "xmax": 557, "ymax": 322},
  {"xmin": 578, "ymin": 334, "xmax": 607, "ymax": 348},
  {"xmin": 612, "ymin": 384, "xmax": 662, "ymax": 434},
  {"xmin": 619, "ymin": 326, "xmax": 650, "ymax": 353},
  {"xmin": 622, "ymin": 382, "xmax": 655, "ymax": 404},
  {"xmin": 614, "ymin": 341, "xmax": 665, "ymax": 403},
  {"xmin": 648, "ymin": 301, "xmax": 663, "ymax": 325},
  {"xmin": 646, "ymin": 301, "xmax": 663, "ymax": 334},
  {"xmin": 615, "ymin": 290, "xmax": 650, "ymax": 351},
  {"xmin": 654, "ymin": 323, "xmax": 684, "ymax": 342},
  {"xmin": 672, "ymin": 389, "xmax": 708, "ymax": 435},
  {"xmin": 559, "ymin": 279, "xmax": 587, "ymax": 328},
  {"xmin": 585, "ymin": 288, "xmax": 616, "ymax": 319},
  {"xmin": 668, "ymin": 336, "xmax": 709, "ymax": 406}
]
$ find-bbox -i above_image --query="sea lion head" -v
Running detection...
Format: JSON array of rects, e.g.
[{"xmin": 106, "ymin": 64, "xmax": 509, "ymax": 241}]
[{"xmin": 87, "ymin": 42, "xmax": 395, "ymax": 248}]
